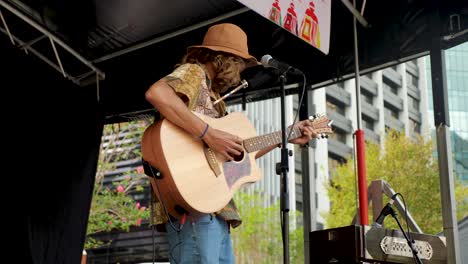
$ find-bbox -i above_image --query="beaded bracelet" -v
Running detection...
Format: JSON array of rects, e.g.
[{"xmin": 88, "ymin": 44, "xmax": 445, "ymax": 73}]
[{"xmin": 200, "ymin": 123, "xmax": 209, "ymax": 140}]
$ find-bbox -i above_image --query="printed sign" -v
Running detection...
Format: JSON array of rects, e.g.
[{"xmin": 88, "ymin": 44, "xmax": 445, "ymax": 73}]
[{"xmin": 237, "ymin": 0, "xmax": 331, "ymax": 54}]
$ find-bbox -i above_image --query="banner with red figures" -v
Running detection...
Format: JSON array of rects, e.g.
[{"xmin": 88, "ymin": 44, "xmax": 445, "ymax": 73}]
[{"xmin": 237, "ymin": 0, "xmax": 331, "ymax": 55}]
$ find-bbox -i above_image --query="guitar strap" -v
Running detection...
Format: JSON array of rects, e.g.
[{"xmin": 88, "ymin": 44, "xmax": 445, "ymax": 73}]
[{"xmin": 141, "ymin": 158, "xmax": 182, "ymax": 229}]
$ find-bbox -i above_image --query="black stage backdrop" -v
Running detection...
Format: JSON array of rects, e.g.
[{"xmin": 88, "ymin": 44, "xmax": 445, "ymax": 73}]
[{"xmin": 2, "ymin": 37, "xmax": 104, "ymax": 264}]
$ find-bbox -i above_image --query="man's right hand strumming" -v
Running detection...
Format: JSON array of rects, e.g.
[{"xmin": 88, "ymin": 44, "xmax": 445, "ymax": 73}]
[{"xmin": 202, "ymin": 127, "xmax": 244, "ymax": 161}]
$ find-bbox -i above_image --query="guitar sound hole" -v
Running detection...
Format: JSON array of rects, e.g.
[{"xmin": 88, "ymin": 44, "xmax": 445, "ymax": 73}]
[{"xmin": 232, "ymin": 151, "xmax": 244, "ymax": 162}]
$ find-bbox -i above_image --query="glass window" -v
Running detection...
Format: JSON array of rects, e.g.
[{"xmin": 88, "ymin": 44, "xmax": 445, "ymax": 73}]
[
  {"xmin": 385, "ymin": 107, "xmax": 399, "ymax": 119},
  {"xmin": 407, "ymin": 72, "xmax": 419, "ymax": 87},
  {"xmin": 362, "ymin": 116, "xmax": 375, "ymax": 130},
  {"xmin": 409, "ymin": 118, "xmax": 421, "ymax": 134},
  {"xmin": 408, "ymin": 96, "xmax": 420, "ymax": 111},
  {"xmin": 361, "ymin": 91, "xmax": 373, "ymax": 104},
  {"xmin": 328, "ymin": 129, "xmax": 347, "ymax": 144},
  {"xmin": 383, "ymin": 79, "xmax": 399, "ymax": 95},
  {"xmin": 326, "ymin": 100, "xmax": 346, "ymax": 115}
]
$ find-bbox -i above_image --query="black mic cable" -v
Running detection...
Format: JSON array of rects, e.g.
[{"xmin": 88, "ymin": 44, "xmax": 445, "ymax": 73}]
[
  {"xmin": 389, "ymin": 204, "xmax": 423, "ymax": 264},
  {"xmin": 373, "ymin": 193, "xmax": 423, "ymax": 264},
  {"xmin": 373, "ymin": 193, "xmax": 398, "ymax": 227}
]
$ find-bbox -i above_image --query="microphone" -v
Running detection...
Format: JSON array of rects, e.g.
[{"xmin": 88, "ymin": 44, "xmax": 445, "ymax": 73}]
[
  {"xmin": 213, "ymin": 66, "xmax": 278, "ymax": 105},
  {"xmin": 243, "ymin": 65, "xmax": 279, "ymax": 88},
  {"xmin": 261, "ymin": 54, "xmax": 302, "ymax": 74},
  {"xmin": 373, "ymin": 193, "xmax": 398, "ymax": 227},
  {"xmin": 213, "ymin": 80, "xmax": 248, "ymax": 105}
]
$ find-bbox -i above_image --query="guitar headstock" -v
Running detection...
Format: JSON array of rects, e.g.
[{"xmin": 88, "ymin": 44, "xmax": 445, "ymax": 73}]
[{"xmin": 309, "ymin": 113, "xmax": 334, "ymax": 139}]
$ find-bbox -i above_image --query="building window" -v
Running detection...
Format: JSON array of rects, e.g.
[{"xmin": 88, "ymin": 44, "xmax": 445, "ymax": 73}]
[
  {"xmin": 408, "ymin": 95, "xmax": 420, "ymax": 111},
  {"xmin": 329, "ymin": 129, "xmax": 347, "ymax": 144},
  {"xmin": 385, "ymin": 107, "xmax": 399, "ymax": 119},
  {"xmin": 362, "ymin": 116, "xmax": 375, "ymax": 130},
  {"xmin": 326, "ymin": 100, "xmax": 346, "ymax": 115},
  {"xmin": 337, "ymin": 81, "xmax": 344, "ymax": 88},
  {"xmin": 361, "ymin": 90, "xmax": 374, "ymax": 104},
  {"xmin": 328, "ymin": 156, "xmax": 344, "ymax": 178},
  {"xmin": 409, "ymin": 118, "xmax": 421, "ymax": 134},
  {"xmin": 383, "ymin": 79, "xmax": 399, "ymax": 95},
  {"xmin": 406, "ymin": 72, "xmax": 419, "ymax": 87}
]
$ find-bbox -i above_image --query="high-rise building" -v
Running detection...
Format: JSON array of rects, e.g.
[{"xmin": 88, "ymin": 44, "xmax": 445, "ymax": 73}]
[
  {"xmin": 310, "ymin": 58, "xmax": 431, "ymax": 227},
  {"xmin": 425, "ymin": 42, "xmax": 468, "ymax": 182}
]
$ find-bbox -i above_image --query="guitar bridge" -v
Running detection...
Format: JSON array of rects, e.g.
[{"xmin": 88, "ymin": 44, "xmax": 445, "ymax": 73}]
[{"xmin": 203, "ymin": 147, "xmax": 221, "ymax": 177}]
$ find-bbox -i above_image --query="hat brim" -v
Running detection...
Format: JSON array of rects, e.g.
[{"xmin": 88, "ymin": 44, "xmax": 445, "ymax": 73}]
[{"xmin": 188, "ymin": 45, "xmax": 259, "ymax": 66}]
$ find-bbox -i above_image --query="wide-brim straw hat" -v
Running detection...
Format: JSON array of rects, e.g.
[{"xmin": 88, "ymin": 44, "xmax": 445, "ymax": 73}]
[{"xmin": 188, "ymin": 23, "xmax": 259, "ymax": 65}]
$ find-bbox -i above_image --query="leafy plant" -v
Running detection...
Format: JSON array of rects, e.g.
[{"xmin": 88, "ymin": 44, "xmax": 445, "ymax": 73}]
[
  {"xmin": 85, "ymin": 121, "xmax": 151, "ymax": 249},
  {"xmin": 232, "ymin": 191, "xmax": 304, "ymax": 264},
  {"xmin": 323, "ymin": 129, "xmax": 467, "ymax": 234},
  {"xmin": 85, "ymin": 175, "xmax": 150, "ymax": 249}
]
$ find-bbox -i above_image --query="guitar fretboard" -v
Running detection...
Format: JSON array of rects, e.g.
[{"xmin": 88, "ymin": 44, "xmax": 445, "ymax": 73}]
[{"xmin": 243, "ymin": 126, "xmax": 302, "ymax": 153}]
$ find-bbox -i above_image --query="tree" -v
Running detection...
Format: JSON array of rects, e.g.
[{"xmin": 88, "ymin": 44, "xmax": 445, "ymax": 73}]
[
  {"xmin": 231, "ymin": 191, "xmax": 304, "ymax": 264},
  {"xmin": 323, "ymin": 130, "xmax": 468, "ymax": 234}
]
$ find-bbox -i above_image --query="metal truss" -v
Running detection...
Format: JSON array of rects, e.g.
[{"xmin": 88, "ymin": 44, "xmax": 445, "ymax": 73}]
[{"xmin": 0, "ymin": 0, "xmax": 105, "ymax": 101}]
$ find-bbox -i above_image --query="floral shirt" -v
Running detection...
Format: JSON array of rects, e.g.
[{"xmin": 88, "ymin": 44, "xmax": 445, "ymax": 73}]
[{"xmin": 149, "ymin": 63, "xmax": 242, "ymax": 230}]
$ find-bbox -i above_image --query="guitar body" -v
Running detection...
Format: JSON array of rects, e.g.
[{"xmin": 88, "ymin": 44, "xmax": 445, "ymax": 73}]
[{"xmin": 141, "ymin": 112, "xmax": 262, "ymax": 219}]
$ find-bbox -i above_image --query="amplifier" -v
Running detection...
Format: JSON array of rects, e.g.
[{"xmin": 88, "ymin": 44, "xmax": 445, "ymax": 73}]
[{"xmin": 308, "ymin": 225, "xmax": 447, "ymax": 263}]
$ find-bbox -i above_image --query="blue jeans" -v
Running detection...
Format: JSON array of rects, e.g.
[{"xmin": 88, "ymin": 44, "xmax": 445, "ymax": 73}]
[{"xmin": 165, "ymin": 214, "xmax": 235, "ymax": 264}]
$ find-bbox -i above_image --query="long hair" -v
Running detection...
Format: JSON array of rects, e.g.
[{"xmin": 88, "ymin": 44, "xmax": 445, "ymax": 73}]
[{"xmin": 180, "ymin": 48, "xmax": 246, "ymax": 93}]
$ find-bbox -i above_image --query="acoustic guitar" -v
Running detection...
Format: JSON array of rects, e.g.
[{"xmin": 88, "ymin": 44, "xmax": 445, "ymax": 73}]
[{"xmin": 141, "ymin": 111, "xmax": 333, "ymax": 219}]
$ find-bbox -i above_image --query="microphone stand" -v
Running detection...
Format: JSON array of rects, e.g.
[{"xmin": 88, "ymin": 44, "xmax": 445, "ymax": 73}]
[
  {"xmin": 388, "ymin": 207, "xmax": 423, "ymax": 264},
  {"xmin": 276, "ymin": 72, "xmax": 290, "ymax": 264}
]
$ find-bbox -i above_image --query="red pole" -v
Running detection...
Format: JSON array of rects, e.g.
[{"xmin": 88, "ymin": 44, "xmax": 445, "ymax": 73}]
[{"xmin": 355, "ymin": 129, "xmax": 368, "ymax": 225}]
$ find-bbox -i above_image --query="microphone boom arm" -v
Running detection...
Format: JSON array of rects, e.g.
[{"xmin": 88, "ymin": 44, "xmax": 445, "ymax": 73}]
[{"xmin": 213, "ymin": 79, "xmax": 248, "ymax": 105}]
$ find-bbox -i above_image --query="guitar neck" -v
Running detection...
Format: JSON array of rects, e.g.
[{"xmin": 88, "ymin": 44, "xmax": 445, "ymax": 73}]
[{"xmin": 243, "ymin": 126, "xmax": 302, "ymax": 153}]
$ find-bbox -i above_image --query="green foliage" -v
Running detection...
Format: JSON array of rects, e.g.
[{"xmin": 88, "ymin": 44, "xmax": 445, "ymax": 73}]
[
  {"xmin": 324, "ymin": 130, "xmax": 468, "ymax": 234},
  {"xmin": 85, "ymin": 177, "xmax": 150, "ymax": 249},
  {"xmin": 231, "ymin": 191, "xmax": 304, "ymax": 264},
  {"xmin": 85, "ymin": 121, "xmax": 151, "ymax": 249}
]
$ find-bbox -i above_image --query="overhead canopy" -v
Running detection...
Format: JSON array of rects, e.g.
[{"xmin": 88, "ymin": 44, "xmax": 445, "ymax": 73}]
[{"xmin": 1, "ymin": 0, "xmax": 468, "ymax": 123}]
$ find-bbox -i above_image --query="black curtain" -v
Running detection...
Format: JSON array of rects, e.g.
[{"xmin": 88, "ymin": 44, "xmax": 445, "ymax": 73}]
[{"xmin": 2, "ymin": 37, "xmax": 103, "ymax": 264}]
